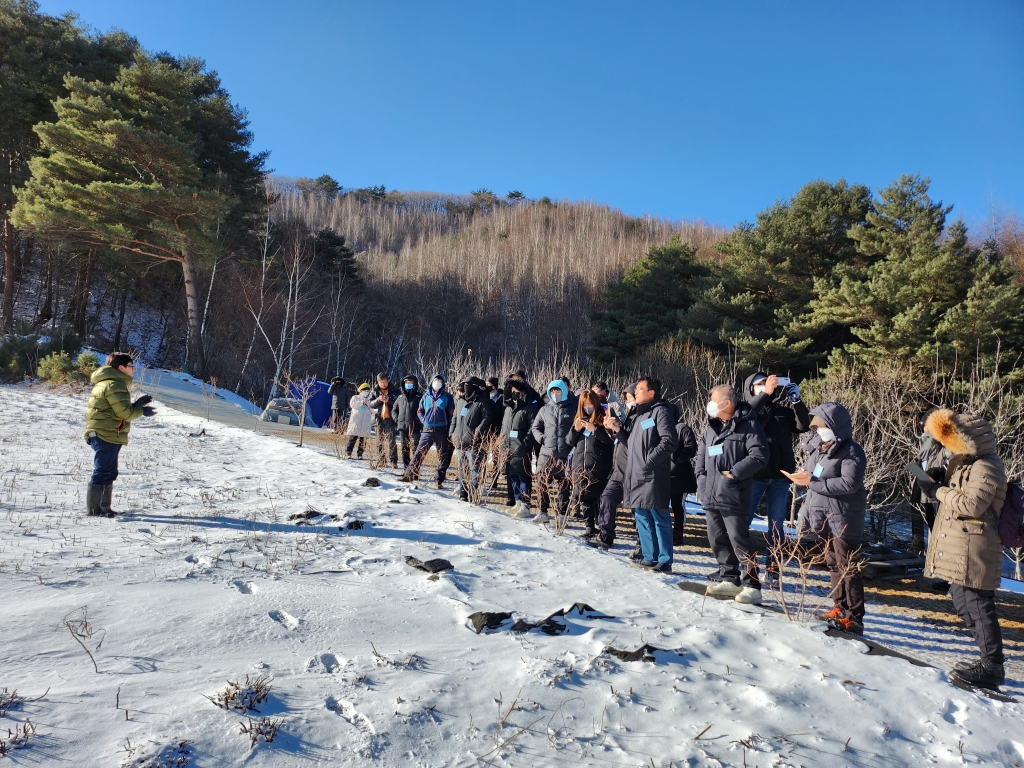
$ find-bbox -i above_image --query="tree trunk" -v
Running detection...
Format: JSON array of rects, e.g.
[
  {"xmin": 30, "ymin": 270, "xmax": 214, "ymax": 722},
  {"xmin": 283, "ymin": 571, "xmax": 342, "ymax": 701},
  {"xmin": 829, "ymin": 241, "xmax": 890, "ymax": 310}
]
[
  {"xmin": 35, "ymin": 246, "xmax": 54, "ymax": 326},
  {"xmin": 113, "ymin": 284, "xmax": 129, "ymax": 350},
  {"xmin": 181, "ymin": 252, "xmax": 205, "ymax": 376},
  {"xmin": 2, "ymin": 217, "xmax": 16, "ymax": 332},
  {"xmin": 65, "ymin": 250, "xmax": 97, "ymax": 338}
]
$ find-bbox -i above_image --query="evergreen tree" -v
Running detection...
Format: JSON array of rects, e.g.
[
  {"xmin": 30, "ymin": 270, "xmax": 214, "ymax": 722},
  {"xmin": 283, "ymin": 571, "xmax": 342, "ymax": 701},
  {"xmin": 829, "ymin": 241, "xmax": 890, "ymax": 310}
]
[
  {"xmin": 0, "ymin": 0, "xmax": 137, "ymax": 330},
  {"xmin": 807, "ymin": 175, "xmax": 1022, "ymax": 364},
  {"xmin": 12, "ymin": 53, "xmax": 237, "ymax": 372},
  {"xmin": 589, "ymin": 237, "xmax": 708, "ymax": 363},
  {"xmin": 314, "ymin": 228, "xmax": 360, "ymax": 287},
  {"xmin": 680, "ymin": 179, "xmax": 870, "ymax": 371}
]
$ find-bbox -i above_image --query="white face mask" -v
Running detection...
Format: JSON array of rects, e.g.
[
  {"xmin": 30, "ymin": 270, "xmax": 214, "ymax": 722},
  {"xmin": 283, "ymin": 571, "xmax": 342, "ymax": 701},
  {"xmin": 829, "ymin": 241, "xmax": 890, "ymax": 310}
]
[
  {"xmin": 583, "ymin": 406, "xmax": 594, "ymax": 416},
  {"xmin": 551, "ymin": 390, "xmax": 563, "ymax": 403},
  {"xmin": 753, "ymin": 384, "xmax": 766, "ymax": 396},
  {"xmin": 432, "ymin": 380, "xmax": 443, "ymax": 391},
  {"xmin": 706, "ymin": 400, "xmax": 721, "ymax": 418},
  {"xmin": 817, "ymin": 427, "xmax": 835, "ymax": 443}
]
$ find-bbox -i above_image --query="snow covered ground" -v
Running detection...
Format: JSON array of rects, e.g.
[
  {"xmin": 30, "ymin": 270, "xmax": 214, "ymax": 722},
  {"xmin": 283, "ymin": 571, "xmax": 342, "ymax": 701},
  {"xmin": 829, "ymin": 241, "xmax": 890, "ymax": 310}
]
[{"xmin": 2, "ymin": 385, "xmax": 1023, "ymax": 767}]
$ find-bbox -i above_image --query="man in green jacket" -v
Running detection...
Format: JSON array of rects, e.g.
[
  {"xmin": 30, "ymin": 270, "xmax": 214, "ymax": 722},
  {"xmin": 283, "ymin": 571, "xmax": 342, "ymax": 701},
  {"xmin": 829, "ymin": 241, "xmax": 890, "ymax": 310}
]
[{"xmin": 84, "ymin": 353, "xmax": 155, "ymax": 517}]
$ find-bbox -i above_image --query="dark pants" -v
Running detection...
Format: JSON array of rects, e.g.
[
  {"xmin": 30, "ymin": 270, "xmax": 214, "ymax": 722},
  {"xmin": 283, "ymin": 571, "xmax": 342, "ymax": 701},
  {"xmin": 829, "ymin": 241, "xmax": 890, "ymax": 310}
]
[
  {"xmin": 670, "ymin": 484, "xmax": 688, "ymax": 545},
  {"xmin": 950, "ymin": 583, "xmax": 1004, "ymax": 665},
  {"xmin": 598, "ymin": 480, "xmax": 624, "ymax": 545},
  {"xmin": 705, "ymin": 506, "xmax": 760, "ymax": 588},
  {"xmin": 579, "ymin": 477, "xmax": 607, "ymax": 533},
  {"xmin": 825, "ymin": 536, "xmax": 865, "ymax": 623},
  {"xmin": 537, "ymin": 456, "xmax": 569, "ymax": 517},
  {"xmin": 345, "ymin": 436, "xmax": 366, "ymax": 457},
  {"xmin": 507, "ymin": 473, "xmax": 532, "ymax": 504},
  {"xmin": 375, "ymin": 417, "xmax": 398, "ymax": 465},
  {"xmin": 410, "ymin": 430, "xmax": 451, "ymax": 483},
  {"xmin": 400, "ymin": 425, "xmax": 421, "ymax": 468},
  {"xmin": 456, "ymin": 447, "xmax": 482, "ymax": 498},
  {"xmin": 331, "ymin": 408, "xmax": 344, "ymax": 430},
  {"xmin": 89, "ymin": 435, "xmax": 122, "ymax": 485}
]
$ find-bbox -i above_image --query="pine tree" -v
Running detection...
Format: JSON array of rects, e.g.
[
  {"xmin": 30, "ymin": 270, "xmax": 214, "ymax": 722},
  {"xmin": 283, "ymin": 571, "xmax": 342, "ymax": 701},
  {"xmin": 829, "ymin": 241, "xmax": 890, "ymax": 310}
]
[
  {"xmin": 807, "ymin": 175, "xmax": 1022, "ymax": 364},
  {"xmin": 12, "ymin": 53, "xmax": 233, "ymax": 372},
  {"xmin": 589, "ymin": 237, "xmax": 708, "ymax": 363}
]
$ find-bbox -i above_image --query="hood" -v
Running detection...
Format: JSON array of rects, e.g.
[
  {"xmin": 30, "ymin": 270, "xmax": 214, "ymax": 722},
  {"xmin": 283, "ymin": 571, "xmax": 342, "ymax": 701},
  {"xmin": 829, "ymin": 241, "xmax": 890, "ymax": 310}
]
[
  {"xmin": 90, "ymin": 365, "xmax": 130, "ymax": 385},
  {"xmin": 925, "ymin": 409, "xmax": 997, "ymax": 457},
  {"xmin": 429, "ymin": 373, "xmax": 447, "ymax": 391},
  {"xmin": 742, "ymin": 372, "xmax": 768, "ymax": 403},
  {"xmin": 547, "ymin": 379, "xmax": 568, "ymax": 399},
  {"xmin": 402, "ymin": 374, "xmax": 419, "ymax": 388},
  {"xmin": 808, "ymin": 402, "xmax": 854, "ymax": 442}
]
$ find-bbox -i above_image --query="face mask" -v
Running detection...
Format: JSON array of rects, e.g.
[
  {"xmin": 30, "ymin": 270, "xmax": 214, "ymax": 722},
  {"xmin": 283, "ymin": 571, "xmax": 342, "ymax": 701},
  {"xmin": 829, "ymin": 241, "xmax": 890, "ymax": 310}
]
[
  {"xmin": 432, "ymin": 380, "xmax": 443, "ymax": 391},
  {"xmin": 404, "ymin": 383, "xmax": 413, "ymax": 391},
  {"xmin": 551, "ymin": 390, "xmax": 563, "ymax": 403},
  {"xmin": 625, "ymin": 401, "xmax": 636, "ymax": 412},
  {"xmin": 583, "ymin": 406, "xmax": 594, "ymax": 416},
  {"xmin": 753, "ymin": 384, "xmax": 766, "ymax": 396},
  {"xmin": 706, "ymin": 400, "xmax": 720, "ymax": 418},
  {"xmin": 817, "ymin": 427, "xmax": 835, "ymax": 443}
]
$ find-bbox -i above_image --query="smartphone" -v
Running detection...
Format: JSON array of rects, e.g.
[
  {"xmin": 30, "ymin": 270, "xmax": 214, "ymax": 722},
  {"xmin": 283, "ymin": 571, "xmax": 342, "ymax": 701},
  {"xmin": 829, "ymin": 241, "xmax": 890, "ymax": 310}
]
[{"xmin": 775, "ymin": 376, "xmax": 791, "ymax": 386}]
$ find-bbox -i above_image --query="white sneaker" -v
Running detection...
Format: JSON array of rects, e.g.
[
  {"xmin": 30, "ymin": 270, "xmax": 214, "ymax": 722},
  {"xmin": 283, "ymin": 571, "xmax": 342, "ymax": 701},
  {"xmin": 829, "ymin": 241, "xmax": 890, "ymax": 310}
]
[
  {"xmin": 532, "ymin": 512, "xmax": 550, "ymax": 524},
  {"xmin": 706, "ymin": 581, "xmax": 742, "ymax": 598},
  {"xmin": 735, "ymin": 587, "xmax": 763, "ymax": 605},
  {"xmin": 512, "ymin": 503, "xmax": 532, "ymax": 519}
]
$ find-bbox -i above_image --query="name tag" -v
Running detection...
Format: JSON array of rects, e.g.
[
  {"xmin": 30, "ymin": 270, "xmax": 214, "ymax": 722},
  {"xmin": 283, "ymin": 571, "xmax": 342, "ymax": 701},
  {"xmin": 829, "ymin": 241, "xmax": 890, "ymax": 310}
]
[
  {"xmin": 708, "ymin": 444, "xmax": 724, "ymax": 457},
  {"xmin": 641, "ymin": 418, "xmax": 655, "ymax": 430},
  {"xmin": 584, "ymin": 429, "xmax": 593, "ymax": 437},
  {"xmin": 460, "ymin": 407, "xmax": 468, "ymax": 416},
  {"xmin": 813, "ymin": 463, "xmax": 824, "ymax": 478},
  {"xmin": 510, "ymin": 430, "xmax": 519, "ymax": 438}
]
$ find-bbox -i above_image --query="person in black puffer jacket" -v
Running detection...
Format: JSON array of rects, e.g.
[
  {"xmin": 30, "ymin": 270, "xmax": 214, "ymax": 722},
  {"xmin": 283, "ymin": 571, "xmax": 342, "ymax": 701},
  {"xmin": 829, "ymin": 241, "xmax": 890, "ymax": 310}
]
[
  {"xmin": 671, "ymin": 416, "xmax": 698, "ymax": 546},
  {"xmin": 393, "ymin": 375, "xmax": 422, "ymax": 470},
  {"xmin": 451, "ymin": 377, "xmax": 494, "ymax": 501},
  {"xmin": 696, "ymin": 384, "xmax": 770, "ymax": 604},
  {"xmin": 590, "ymin": 385, "xmax": 636, "ymax": 550},
  {"xmin": 567, "ymin": 389, "xmax": 614, "ymax": 538},
  {"xmin": 367, "ymin": 373, "xmax": 399, "ymax": 468},
  {"xmin": 501, "ymin": 378, "xmax": 541, "ymax": 515},
  {"xmin": 742, "ymin": 372, "xmax": 810, "ymax": 579},
  {"xmin": 328, "ymin": 377, "xmax": 348, "ymax": 431}
]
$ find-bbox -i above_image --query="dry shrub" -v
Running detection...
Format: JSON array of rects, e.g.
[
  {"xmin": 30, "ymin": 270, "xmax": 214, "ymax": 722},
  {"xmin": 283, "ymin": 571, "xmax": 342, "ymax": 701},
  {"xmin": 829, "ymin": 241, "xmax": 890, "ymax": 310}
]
[
  {"xmin": 239, "ymin": 716, "xmax": 280, "ymax": 749},
  {"xmin": 206, "ymin": 675, "xmax": 272, "ymax": 713}
]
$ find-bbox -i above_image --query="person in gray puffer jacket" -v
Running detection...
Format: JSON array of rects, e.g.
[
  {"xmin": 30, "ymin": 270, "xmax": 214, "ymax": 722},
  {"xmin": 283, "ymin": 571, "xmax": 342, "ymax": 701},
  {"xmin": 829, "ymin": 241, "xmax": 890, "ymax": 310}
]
[
  {"xmin": 530, "ymin": 379, "xmax": 576, "ymax": 522},
  {"xmin": 696, "ymin": 384, "xmax": 769, "ymax": 603},
  {"xmin": 787, "ymin": 402, "xmax": 867, "ymax": 634}
]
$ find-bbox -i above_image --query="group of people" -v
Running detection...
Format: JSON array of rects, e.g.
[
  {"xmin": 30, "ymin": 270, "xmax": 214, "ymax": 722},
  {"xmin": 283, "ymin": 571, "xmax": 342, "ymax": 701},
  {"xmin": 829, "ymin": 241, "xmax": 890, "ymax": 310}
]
[{"xmin": 85, "ymin": 355, "xmax": 1013, "ymax": 692}]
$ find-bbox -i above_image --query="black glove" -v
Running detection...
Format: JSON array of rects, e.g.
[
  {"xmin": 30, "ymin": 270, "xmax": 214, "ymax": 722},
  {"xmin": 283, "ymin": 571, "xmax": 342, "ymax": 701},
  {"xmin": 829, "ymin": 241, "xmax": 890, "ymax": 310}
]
[
  {"xmin": 133, "ymin": 394, "xmax": 153, "ymax": 408},
  {"xmin": 142, "ymin": 406, "xmax": 156, "ymax": 417}
]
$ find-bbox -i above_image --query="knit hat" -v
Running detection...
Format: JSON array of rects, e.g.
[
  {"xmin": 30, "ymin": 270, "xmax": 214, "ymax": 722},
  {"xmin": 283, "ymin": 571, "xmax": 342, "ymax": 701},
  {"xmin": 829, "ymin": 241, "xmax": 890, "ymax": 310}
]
[{"xmin": 358, "ymin": 383, "xmax": 371, "ymax": 392}]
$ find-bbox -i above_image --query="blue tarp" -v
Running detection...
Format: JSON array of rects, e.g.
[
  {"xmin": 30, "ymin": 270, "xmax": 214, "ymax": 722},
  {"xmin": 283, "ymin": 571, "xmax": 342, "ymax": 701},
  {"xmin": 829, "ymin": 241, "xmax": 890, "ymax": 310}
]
[{"xmin": 288, "ymin": 379, "xmax": 333, "ymax": 427}]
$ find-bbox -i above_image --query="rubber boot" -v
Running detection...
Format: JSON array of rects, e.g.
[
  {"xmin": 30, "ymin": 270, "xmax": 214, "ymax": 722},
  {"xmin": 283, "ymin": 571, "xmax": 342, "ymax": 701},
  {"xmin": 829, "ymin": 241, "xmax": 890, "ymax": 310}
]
[
  {"xmin": 86, "ymin": 484, "xmax": 103, "ymax": 516},
  {"xmin": 100, "ymin": 484, "xmax": 117, "ymax": 518}
]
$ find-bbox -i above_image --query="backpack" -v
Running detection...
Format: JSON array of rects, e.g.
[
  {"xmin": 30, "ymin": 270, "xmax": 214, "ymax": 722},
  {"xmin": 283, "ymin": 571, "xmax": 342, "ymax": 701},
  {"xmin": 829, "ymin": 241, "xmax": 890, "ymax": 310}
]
[{"xmin": 997, "ymin": 481, "xmax": 1024, "ymax": 549}]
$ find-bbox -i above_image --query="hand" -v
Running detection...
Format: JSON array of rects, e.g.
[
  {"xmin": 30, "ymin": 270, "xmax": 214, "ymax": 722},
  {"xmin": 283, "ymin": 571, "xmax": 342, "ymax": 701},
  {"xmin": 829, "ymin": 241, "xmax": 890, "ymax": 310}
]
[
  {"xmin": 722, "ymin": 471, "xmax": 735, "ymax": 480},
  {"xmin": 781, "ymin": 469, "xmax": 811, "ymax": 487},
  {"xmin": 763, "ymin": 375, "xmax": 779, "ymax": 395},
  {"xmin": 133, "ymin": 394, "xmax": 153, "ymax": 408},
  {"xmin": 142, "ymin": 405, "xmax": 156, "ymax": 417},
  {"xmin": 606, "ymin": 417, "xmax": 621, "ymax": 433},
  {"xmin": 574, "ymin": 417, "xmax": 587, "ymax": 432}
]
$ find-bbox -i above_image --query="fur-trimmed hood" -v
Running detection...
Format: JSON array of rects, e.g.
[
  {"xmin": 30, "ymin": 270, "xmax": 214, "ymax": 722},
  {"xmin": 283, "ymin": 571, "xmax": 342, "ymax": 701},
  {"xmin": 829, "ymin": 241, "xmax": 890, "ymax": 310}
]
[{"xmin": 924, "ymin": 409, "xmax": 997, "ymax": 457}]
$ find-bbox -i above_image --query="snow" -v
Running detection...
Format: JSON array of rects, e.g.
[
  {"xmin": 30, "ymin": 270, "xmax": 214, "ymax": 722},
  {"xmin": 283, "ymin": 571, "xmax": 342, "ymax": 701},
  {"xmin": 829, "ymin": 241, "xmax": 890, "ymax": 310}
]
[{"xmin": 1, "ymin": 386, "xmax": 1023, "ymax": 767}]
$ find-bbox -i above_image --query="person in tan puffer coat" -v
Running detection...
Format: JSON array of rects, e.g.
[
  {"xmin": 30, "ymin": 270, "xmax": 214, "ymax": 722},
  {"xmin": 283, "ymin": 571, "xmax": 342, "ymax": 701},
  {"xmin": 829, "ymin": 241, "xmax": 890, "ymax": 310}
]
[{"xmin": 923, "ymin": 408, "xmax": 1007, "ymax": 690}]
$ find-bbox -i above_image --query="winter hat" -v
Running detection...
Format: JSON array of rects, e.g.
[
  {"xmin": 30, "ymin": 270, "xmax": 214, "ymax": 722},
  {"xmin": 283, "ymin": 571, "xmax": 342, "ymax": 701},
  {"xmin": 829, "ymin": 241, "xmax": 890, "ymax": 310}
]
[
  {"xmin": 547, "ymin": 379, "xmax": 566, "ymax": 395},
  {"xmin": 486, "ymin": 376, "xmax": 499, "ymax": 390},
  {"xmin": 358, "ymin": 383, "xmax": 371, "ymax": 392},
  {"xmin": 465, "ymin": 376, "xmax": 486, "ymax": 389}
]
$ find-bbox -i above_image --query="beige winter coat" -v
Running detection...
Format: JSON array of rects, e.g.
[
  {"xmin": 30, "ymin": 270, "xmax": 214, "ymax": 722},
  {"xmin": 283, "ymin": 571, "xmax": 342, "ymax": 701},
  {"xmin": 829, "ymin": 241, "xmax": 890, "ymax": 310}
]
[{"xmin": 924, "ymin": 410, "xmax": 1007, "ymax": 591}]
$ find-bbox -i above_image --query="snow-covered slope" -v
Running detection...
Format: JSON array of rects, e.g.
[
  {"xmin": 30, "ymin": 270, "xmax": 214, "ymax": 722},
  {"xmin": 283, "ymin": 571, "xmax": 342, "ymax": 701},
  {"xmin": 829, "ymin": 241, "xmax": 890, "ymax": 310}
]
[{"xmin": 1, "ymin": 387, "xmax": 1022, "ymax": 767}]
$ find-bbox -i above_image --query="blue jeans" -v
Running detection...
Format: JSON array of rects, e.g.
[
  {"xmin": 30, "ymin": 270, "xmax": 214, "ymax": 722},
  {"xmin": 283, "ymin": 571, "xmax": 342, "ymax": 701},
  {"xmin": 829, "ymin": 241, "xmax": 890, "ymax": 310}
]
[
  {"xmin": 507, "ymin": 474, "xmax": 532, "ymax": 504},
  {"xmin": 89, "ymin": 435, "xmax": 122, "ymax": 485},
  {"xmin": 747, "ymin": 478, "xmax": 791, "ymax": 569},
  {"xmin": 634, "ymin": 508, "xmax": 673, "ymax": 565}
]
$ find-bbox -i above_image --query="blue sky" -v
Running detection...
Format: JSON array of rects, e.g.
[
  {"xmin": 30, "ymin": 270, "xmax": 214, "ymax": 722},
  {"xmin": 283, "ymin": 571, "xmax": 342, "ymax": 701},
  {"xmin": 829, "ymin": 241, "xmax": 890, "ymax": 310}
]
[{"xmin": 40, "ymin": 1, "xmax": 1024, "ymax": 228}]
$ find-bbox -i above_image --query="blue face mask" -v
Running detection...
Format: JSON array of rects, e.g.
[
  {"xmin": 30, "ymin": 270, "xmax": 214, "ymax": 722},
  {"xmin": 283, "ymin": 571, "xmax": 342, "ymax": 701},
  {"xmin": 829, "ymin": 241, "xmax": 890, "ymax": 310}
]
[{"xmin": 404, "ymin": 383, "xmax": 413, "ymax": 391}]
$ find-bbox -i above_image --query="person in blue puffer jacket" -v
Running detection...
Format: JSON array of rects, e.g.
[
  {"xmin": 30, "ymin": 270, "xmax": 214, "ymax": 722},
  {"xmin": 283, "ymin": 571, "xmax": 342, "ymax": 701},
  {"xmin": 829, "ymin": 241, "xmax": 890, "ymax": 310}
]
[{"xmin": 401, "ymin": 374, "xmax": 456, "ymax": 488}]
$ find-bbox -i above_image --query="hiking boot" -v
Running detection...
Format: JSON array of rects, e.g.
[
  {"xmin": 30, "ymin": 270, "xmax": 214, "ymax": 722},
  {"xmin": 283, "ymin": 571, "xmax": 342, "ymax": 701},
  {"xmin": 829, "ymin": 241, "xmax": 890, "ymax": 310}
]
[
  {"xmin": 345, "ymin": 452, "xmax": 352, "ymax": 459},
  {"xmin": 632, "ymin": 559, "xmax": 658, "ymax": 569},
  {"xmin": 532, "ymin": 512, "xmax": 550, "ymax": 524},
  {"xmin": 651, "ymin": 561, "xmax": 673, "ymax": 574},
  {"xmin": 818, "ymin": 606, "xmax": 843, "ymax": 621},
  {"xmin": 950, "ymin": 660, "xmax": 1005, "ymax": 690},
  {"xmin": 435, "ymin": 481, "xmax": 444, "ymax": 490},
  {"xmin": 825, "ymin": 617, "xmax": 864, "ymax": 635},
  {"xmin": 86, "ymin": 484, "xmax": 103, "ymax": 517},
  {"xmin": 398, "ymin": 475, "xmax": 413, "ymax": 483},
  {"xmin": 505, "ymin": 499, "xmax": 516, "ymax": 507},
  {"xmin": 100, "ymin": 484, "xmax": 118, "ymax": 518},
  {"xmin": 735, "ymin": 587, "xmax": 763, "ymax": 605},
  {"xmin": 706, "ymin": 581, "xmax": 743, "ymax": 598},
  {"xmin": 705, "ymin": 571, "xmax": 724, "ymax": 582},
  {"xmin": 587, "ymin": 538, "xmax": 611, "ymax": 551}
]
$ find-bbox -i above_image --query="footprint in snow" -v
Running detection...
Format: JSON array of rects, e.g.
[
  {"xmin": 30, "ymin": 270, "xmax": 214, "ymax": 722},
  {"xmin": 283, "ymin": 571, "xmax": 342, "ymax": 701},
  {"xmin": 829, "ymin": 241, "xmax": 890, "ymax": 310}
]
[
  {"xmin": 268, "ymin": 609, "xmax": 299, "ymax": 630},
  {"xmin": 231, "ymin": 580, "xmax": 257, "ymax": 594},
  {"xmin": 306, "ymin": 652, "xmax": 342, "ymax": 673},
  {"xmin": 326, "ymin": 696, "xmax": 375, "ymax": 733}
]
